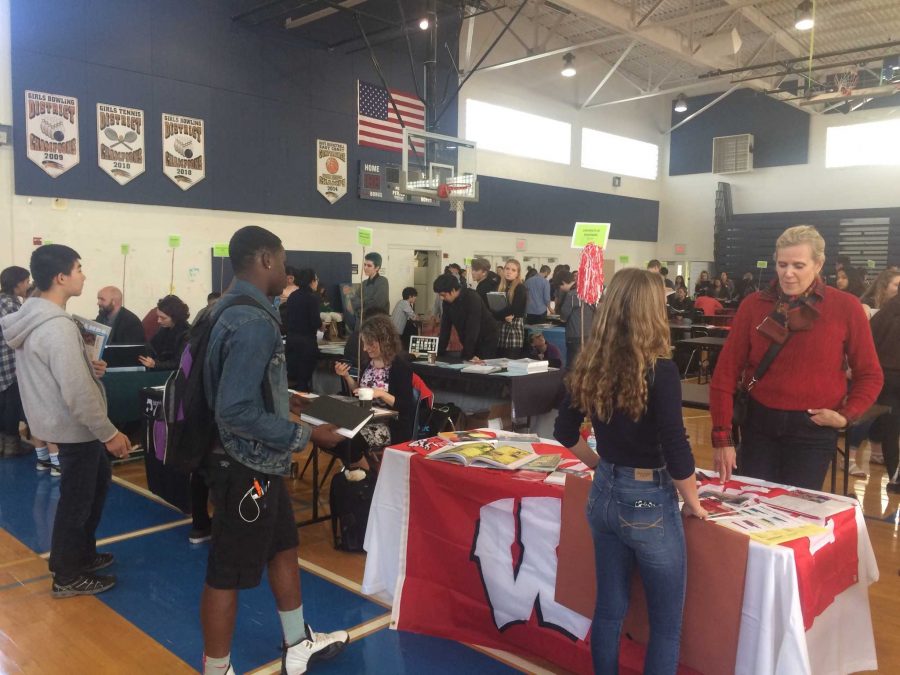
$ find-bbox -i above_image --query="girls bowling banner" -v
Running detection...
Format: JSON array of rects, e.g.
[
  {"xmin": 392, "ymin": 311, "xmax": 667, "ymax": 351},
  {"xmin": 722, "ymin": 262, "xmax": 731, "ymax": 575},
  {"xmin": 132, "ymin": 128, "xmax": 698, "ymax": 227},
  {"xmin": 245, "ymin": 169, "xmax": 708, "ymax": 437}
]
[
  {"xmin": 97, "ymin": 103, "xmax": 145, "ymax": 185},
  {"xmin": 25, "ymin": 90, "xmax": 79, "ymax": 178},
  {"xmin": 162, "ymin": 113, "xmax": 205, "ymax": 190},
  {"xmin": 316, "ymin": 139, "xmax": 347, "ymax": 204}
]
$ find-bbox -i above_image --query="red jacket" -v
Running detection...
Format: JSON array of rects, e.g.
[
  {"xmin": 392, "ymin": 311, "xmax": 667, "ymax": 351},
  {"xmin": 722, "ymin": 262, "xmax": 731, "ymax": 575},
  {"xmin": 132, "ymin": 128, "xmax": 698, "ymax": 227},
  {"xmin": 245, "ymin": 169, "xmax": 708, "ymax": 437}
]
[
  {"xmin": 710, "ymin": 286, "xmax": 882, "ymax": 445},
  {"xmin": 694, "ymin": 295, "xmax": 723, "ymax": 317}
]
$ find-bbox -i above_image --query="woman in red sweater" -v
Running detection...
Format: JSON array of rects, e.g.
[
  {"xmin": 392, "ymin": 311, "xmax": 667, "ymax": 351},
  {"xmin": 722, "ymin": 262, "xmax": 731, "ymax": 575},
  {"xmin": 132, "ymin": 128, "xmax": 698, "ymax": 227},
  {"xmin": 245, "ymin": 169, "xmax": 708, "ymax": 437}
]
[{"xmin": 710, "ymin": 226, "xmax": 882, "ymax": 490}]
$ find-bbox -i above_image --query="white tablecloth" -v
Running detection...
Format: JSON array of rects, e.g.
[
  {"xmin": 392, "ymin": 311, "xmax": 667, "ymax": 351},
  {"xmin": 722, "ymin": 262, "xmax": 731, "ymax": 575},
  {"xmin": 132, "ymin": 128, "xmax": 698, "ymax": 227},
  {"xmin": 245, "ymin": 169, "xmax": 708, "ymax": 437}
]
[{"xmin": 362, "ymin": 448, "xmax": 879, "ymax": 674}]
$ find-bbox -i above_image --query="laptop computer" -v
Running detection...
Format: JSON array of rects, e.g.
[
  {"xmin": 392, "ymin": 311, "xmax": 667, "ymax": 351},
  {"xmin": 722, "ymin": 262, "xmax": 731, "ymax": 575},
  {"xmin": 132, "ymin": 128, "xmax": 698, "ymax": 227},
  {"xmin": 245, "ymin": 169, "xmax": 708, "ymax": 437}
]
[
  {"xmin": 104, "ymin": 344, "xmax": 149, "ymax": 369},
  {"xmin": 409, "ymin": 335, "xmax": 439, "ymax": 360}
]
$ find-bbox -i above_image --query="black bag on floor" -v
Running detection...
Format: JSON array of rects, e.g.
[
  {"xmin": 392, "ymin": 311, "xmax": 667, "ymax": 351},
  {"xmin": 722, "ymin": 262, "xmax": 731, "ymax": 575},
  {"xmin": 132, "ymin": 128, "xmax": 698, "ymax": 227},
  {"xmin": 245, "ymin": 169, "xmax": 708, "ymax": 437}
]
[
  {"xmin": 330, "ymin": 469, "xmax": 376, "ymax": 552},
  {"xmin": 421, "ymin": 402, "xmax": 463, "ymax": 436}
]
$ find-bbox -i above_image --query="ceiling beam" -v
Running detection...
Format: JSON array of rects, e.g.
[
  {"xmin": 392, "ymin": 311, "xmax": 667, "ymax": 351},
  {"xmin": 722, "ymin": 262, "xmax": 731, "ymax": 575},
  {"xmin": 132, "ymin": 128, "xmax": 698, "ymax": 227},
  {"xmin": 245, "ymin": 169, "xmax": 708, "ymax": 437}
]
[
  {"xmin": 581, "ymin": 40, "xmax": 637, "ymax": 108},
  {"xmin": 720, "ymin": 0, "xmax": 807, "ymax": 59}
]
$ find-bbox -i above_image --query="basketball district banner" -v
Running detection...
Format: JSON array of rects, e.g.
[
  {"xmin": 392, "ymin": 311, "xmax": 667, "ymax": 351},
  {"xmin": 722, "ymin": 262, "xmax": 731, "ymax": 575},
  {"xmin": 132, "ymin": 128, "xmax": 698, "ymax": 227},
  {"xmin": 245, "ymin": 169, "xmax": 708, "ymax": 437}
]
[
  {"xmin": 25, "ymin": 90, "xmax": 80, "ymax": 178},
  {"xmin": 316, "ymin": 139, "xmax": 347, "ymax": 204}
]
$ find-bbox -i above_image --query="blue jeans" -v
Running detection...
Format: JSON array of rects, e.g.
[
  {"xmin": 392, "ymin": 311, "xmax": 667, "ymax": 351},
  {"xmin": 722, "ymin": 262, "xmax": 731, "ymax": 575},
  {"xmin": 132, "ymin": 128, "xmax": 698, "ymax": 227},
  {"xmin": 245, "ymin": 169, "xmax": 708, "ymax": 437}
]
[{"xmin": 587, "ymin": 462, "xmax": 686, "ymax": 675}]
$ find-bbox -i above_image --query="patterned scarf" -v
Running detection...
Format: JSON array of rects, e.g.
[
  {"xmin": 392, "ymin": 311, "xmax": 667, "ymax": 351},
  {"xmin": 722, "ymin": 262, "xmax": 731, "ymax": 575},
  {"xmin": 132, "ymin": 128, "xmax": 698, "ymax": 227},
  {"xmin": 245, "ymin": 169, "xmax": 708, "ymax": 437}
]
[{"xmin": 757, "ymin": 277, "xmax": 825, "ymax": 343}]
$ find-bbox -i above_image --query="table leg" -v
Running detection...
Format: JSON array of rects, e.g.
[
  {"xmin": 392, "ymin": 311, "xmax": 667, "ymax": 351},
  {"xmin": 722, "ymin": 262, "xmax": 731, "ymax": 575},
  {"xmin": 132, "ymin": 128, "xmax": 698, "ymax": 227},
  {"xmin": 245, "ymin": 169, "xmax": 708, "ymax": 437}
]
[{"xmin": 296, "ymin": 444, "xmax": 332, "ymax": 528}]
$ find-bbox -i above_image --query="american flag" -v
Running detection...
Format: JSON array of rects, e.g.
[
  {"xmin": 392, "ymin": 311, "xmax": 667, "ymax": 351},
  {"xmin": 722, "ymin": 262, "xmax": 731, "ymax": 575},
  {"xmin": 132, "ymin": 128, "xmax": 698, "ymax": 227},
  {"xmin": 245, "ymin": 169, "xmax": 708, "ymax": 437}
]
[{"xmin": 357, "ymin": 80, "xmax": 426, "ymax": 154}]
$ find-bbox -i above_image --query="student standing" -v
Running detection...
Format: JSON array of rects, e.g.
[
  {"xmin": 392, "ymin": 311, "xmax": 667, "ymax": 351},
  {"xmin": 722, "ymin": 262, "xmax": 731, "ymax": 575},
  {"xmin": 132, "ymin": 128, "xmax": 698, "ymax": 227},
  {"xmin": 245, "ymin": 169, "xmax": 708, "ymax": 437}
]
[
  {"xmin": 1, "ymin": 245, "xmax": 132, "ymax": 597},
  {"xmin": 554, "ymin": 268, "xmax": 706, "ymax": 674},
  {"xmin": 352, "ymin": 252, "xmax": 390, "ymax": 319},
  {"xmin": 557, "ymin": 272, "xmax": 595, "ymax": 368},
  {"xmin": 494, "ymin": 259, "xmax": 527, "ymax": 357},
  {"xmin": 470, "ymin": 257, "xmax": 500, "ymax": 304},
  {"xmin": 0, "ymin": 266, "xmax": 31, "ymax": 456},
  {"xmin": 524, "ymin": 264, "xmax": 552, "ymax": 324},
  {"xmin": 433, "ymin": 274, "xmax": 499, "ymax": 361},
  {"xmin": 284, "ymin": 269, "xmax": 322, "ymax": 392},
  {"xmin": 201, "ymin": 226, "xmax": 348, "ymax": 675}
]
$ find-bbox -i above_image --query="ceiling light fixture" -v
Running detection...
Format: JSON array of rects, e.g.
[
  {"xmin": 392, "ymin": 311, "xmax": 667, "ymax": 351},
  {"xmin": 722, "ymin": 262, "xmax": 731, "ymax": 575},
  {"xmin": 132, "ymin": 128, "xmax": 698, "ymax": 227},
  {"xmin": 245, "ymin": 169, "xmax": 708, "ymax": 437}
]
[
  {"xmin": 561, "ymin": 53, "xmax": 576, "ymax": 77},
  {"xmin": 794, "ymin": 1, "xmax": 814, "ymax": 31},
  {"xmin": 418, "ymin": 17, "xmax": 429, "ymax": 30},
  {"xmin": 674, "ymin": 94, "xmax": 688, "ymax": 113}
]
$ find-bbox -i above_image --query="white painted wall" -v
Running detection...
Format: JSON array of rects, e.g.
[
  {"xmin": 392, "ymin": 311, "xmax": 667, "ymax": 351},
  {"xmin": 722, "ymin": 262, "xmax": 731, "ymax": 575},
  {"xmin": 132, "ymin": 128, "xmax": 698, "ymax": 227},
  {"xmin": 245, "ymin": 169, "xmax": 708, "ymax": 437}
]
[
  {"xmin": 0, "ymin": 0, "xmax": 664, "ymax": 321},
  {"xmin": 658, "ymin": 106, "xmax": 900, "ymax": 262}
]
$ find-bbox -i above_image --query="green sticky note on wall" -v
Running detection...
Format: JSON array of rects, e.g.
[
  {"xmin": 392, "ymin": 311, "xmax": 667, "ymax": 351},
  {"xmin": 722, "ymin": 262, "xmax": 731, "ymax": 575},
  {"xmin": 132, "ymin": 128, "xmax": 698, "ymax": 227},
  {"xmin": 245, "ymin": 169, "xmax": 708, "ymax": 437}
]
[
  {"xmin": 618, "ymin": 255, "xmax": 629, "ymax": 264},
  {"xmin": 756, "ymin": 260, "xmax": 768, "ymax": 269},
  {"xmin": 571, "ymin": 223, "xmax": 611, "ymax": 249},
  {"xmin": 120, "ymin": 244, "xmax": 130, "ymax": 256},
  {"xmin": 867, "ymin": 260, "xmax": 876, "ymax": 269},
  {"xmin": 168, "ymin": 235, "xmax": 182, "ymax": 248},
  {"xmin": 357, "ymin": 227, "xmax": 373, "ymax": 247},
  {"xmin": 213, "ymin": 243, "xmax": 229, "ymax": 258}
]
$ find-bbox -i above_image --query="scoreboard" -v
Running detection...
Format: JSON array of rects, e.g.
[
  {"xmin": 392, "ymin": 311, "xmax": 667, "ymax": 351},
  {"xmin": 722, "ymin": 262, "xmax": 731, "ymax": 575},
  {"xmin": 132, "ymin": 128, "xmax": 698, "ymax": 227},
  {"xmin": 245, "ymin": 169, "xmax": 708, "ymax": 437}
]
[{"xmin": 357, "ymin": 161, "xmax": 439, "ymax": 207}]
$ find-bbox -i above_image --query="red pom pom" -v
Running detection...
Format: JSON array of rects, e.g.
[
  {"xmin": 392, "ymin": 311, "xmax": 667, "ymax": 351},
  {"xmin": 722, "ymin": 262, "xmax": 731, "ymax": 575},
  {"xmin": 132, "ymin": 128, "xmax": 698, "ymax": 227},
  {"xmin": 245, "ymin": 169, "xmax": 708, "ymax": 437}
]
[
  {"xmin": 578, "ymin": 243, "xmax": 604, "ymax": 305},
  {"xmin": 437, "ymin": 183, "xmax": 450, "ymax": 199}
]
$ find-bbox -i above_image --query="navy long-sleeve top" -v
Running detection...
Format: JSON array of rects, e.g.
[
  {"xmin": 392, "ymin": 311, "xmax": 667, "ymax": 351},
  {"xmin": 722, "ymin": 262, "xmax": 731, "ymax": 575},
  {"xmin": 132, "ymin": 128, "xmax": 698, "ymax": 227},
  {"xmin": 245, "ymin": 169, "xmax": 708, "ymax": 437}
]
[{"xmin": 554, "ymin": 358, "xmax": 696, "ymax": 480}]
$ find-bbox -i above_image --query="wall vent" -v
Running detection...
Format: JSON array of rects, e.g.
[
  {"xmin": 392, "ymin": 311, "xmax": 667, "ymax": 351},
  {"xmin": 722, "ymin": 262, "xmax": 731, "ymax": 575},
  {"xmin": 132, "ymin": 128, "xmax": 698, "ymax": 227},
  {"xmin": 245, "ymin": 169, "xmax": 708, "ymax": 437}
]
[{"xmin": 712, "ymin": 134, "xmax": 754, "ymax": 174}]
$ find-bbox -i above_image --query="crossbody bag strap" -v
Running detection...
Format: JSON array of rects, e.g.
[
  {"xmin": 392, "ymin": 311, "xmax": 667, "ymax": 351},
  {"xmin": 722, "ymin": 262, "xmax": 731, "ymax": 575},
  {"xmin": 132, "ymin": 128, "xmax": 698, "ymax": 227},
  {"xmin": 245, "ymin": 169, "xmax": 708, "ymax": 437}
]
[{"xmin": 745, "ymin": 335, "xmax": 791, "ymax": 392}]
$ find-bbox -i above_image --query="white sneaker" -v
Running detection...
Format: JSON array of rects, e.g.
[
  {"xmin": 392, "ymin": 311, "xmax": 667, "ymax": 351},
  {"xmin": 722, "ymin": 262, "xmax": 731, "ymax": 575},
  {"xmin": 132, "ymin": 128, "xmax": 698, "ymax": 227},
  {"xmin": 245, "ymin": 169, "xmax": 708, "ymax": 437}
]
[
  {"xmin": 848, "ymin": 463, "xmax": 867, "ymax": 477},
  {"xmin": 282, "ymin": 625, "xmax": 349, "ymax": 674},
  {"xmin": 871, "ymin": 452, "xmax": 885, "ymax": 465},
  {"xmin": 344, "ymin": 469, "xmax": 366, "ymax": 483}
]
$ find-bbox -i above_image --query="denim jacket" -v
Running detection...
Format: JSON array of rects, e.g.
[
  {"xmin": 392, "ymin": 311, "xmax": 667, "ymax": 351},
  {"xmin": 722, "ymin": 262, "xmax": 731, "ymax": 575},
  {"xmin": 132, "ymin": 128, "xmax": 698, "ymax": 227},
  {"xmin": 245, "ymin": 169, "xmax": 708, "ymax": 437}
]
[{"xmin": 204, "ymin": 279, "xmax": 310, "ymax": 476}]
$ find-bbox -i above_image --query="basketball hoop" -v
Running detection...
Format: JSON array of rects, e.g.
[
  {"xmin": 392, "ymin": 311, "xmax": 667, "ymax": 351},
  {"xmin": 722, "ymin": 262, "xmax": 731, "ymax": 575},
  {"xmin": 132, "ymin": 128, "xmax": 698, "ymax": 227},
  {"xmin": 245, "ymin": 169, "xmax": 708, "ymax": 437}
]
[
  {"xmin": 835, "ymin": 67, "xmax": 859, "ymax": 96},
  {"xmin": 437, "ymin": 182, "xmax": 472, "ymax": 212}
]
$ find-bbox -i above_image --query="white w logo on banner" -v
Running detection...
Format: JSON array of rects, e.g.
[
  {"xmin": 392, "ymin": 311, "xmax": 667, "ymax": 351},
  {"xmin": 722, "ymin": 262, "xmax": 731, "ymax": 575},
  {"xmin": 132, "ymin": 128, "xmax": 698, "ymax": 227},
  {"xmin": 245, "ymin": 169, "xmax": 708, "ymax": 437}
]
[{"xmin": 471, "ymin": 497, "xmax": 591, "ymax": 640}]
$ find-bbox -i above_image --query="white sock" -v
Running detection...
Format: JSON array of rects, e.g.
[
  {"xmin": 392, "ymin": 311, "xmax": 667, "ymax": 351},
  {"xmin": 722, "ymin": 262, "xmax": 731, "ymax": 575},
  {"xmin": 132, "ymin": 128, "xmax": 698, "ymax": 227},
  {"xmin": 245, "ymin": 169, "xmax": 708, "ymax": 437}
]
[
  {"xmin": 35, "ymin": 446, "xmax": 49, "ymax": 462},
  {"xmin": 279, "ymin": 605, "xmax": 306, "ymax": 647},
  {"xmin": 203, "ymin": 653, "xmax": 231, "ymax": 674},
  {"xmin": 49, "ymin": 453, "xmax": 60, "ymax": 467}
]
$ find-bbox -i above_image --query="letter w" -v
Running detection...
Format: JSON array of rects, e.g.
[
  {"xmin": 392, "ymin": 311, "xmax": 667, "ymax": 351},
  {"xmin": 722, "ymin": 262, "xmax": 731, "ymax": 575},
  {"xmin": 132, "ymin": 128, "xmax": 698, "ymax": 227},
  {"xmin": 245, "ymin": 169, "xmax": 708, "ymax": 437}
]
[{"xmin": 472, "ymin": 497, "xmax": 591, "ymax": 640}]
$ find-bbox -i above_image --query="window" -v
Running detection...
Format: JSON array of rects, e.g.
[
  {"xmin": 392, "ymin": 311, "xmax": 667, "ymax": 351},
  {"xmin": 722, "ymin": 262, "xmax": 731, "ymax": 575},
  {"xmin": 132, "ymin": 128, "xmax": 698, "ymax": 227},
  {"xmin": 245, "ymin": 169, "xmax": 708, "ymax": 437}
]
[
  {"xmin": 826, "ymin": 118, "xmax": 900, "ymax": 168},
  {"xmin": 581, "ymin": 128, "xmax": 659, "ymax": 180},
  {"xmin": 465, "ymin": 99, "xmax": 571, "ymax": 164}
]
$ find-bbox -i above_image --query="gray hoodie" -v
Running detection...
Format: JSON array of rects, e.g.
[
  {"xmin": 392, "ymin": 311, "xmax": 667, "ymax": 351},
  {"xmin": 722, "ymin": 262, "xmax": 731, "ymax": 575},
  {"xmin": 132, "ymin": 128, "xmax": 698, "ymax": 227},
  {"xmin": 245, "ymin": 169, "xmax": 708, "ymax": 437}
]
[{"xmin": 1, "ymin": 297, "xmax": 117, "ymax": 444}]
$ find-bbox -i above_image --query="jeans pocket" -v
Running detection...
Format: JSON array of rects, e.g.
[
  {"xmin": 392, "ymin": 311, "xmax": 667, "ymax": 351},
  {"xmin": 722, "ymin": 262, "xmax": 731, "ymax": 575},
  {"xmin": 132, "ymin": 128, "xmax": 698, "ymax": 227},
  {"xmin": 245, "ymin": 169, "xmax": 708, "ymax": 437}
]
[{"xmin": 615, "ymin": 493, "xmax": 665, "ymax": 544}]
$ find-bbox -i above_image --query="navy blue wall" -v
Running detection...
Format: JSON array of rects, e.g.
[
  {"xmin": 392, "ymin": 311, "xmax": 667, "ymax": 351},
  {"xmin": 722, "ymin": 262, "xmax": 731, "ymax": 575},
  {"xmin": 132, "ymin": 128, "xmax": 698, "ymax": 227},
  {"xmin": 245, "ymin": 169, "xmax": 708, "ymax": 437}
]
[
  {"xmin": 669, "ymin": 88, "xmax": 810, "ymax": 176},
  {"xmin": 11, "ymin": 0, "xmax": 659, "ymax": 240}
]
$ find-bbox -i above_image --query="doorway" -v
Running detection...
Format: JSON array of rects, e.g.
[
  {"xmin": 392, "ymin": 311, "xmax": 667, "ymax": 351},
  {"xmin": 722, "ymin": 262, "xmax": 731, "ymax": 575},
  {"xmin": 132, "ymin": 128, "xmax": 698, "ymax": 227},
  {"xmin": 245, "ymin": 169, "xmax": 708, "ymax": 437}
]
[{"xmin": 387, "ymin": 246, "xmax": 442, "ymax": 317}]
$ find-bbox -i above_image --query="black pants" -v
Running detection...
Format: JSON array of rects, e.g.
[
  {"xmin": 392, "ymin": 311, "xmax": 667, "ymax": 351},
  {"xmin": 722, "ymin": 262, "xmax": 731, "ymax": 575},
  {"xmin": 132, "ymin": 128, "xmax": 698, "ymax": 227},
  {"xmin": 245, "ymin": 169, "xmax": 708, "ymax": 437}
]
[
  {"xmin": 400, "ymin": 320, "xmax": 417, "ymax": 350},
  {"xmin": 566, "ymin": 339, "xmax": 583, "ymax": 368},
  {"xmin": 739, "ymin": 400, "xmax": 837, "ymax": 490},
  {"xmin": 877, "ymin": 370, "xmax": 900, "ymax": 482},
  {"xmin": 49, "ymin": 440, "xmax": 111, "ymax": 582},
  {"xmin": 285, "ymin": 334, "xmax": 319, "ymax": 392},
  {"xmin": 0, "ymin": 381, "xmax": 22, "ymax": 435},
  {"xmin": 191, "ymin": 471, "xmax": 211, "ymax": 531},
  {"xmin": 525, "ymin": 314, "xmax": 547, "ymax": 325}
]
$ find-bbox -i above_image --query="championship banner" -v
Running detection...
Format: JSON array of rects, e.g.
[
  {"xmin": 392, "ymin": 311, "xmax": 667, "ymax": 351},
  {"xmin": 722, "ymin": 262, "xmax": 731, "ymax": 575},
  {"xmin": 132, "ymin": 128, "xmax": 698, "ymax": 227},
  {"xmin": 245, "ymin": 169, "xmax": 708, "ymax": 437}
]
[
  {"xmin": 25, "ymin": 90, "xmax": 79, "ymax": 178},
  {"xmin": 316, "ymin": 139, "xmax": 347, "ymax": 204},
  {"xmin": 97, "ymin": 103, "xmax": 145, "ymax": 185},
  {"xmin": 162, "ymin": 113, "xmax": 205, "ymax": 190},
  {"xmin": 396, "ymin": 457, "xmax": 594, "ymax": 674}
]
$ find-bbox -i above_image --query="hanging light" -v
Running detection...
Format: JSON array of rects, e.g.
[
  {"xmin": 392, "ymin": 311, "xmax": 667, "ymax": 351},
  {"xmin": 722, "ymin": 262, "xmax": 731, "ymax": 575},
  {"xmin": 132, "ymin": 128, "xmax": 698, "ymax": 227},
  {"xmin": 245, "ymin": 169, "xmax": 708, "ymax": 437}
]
[
  {"xmin": 794, "ymin": 1, "xmax": 814, "ymax": 31},
  {"xmin": 561, "ymin": 53, "xmax": 576, "ymax": 78},
  {"xmin": 418, "ymin": 17, "xmax": 429, "ymax": 30},
  {"xmin": 674, "ymin": 94, "xmax": 688, "ymax": 113}
]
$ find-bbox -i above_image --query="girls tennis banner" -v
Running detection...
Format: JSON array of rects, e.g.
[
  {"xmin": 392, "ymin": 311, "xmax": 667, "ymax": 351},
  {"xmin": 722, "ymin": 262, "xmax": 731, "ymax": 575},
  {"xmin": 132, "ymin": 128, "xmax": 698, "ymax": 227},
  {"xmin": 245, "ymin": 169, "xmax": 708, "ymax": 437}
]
[
  {"xmin": 97, "ymin": 103, "xmax": 145, "ymax": 185},
  {"xmin": 25, "ymin": 90, "xmax": 79, "ymax": 178}
]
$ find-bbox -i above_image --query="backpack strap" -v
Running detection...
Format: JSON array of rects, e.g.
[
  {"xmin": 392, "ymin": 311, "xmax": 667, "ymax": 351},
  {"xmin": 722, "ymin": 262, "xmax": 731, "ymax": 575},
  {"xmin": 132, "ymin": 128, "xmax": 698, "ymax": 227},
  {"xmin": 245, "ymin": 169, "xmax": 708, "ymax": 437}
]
[{"xmin": 745, "ymin": 335, "xmax": 791, "ymax": 392}]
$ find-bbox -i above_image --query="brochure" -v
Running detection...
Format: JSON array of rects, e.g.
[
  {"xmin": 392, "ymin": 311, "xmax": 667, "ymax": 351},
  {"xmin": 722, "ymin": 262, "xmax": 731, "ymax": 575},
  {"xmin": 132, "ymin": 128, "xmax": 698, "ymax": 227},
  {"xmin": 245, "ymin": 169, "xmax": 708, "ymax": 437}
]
[
  {"xmin": 545, "ymin": 466, "xmax": 592, "ymax": 485},
  {"xmin": 427, "ymin": 441, "xmax": 536, "ymax": 470},
  {"xmin": 73, "ymin": 315, "xmax": 112, "ymax": 362},
  {"xmin": 520, "ymin": 453, "xmax": 562, "ymax": 473},
  {"xmin": 765, "ymin": 490, "xmax": 852, "ymax": 520}
]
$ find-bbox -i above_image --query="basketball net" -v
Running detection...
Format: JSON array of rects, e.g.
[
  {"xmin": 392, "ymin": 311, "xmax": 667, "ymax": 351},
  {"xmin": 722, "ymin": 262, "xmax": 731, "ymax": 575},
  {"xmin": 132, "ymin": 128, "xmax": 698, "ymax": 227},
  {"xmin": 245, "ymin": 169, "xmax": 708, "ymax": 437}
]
[
  {"xmin": 835, "ymin": 67, "xmax": 859, "ymax": 96},
  {"xmin": 437, "ymin": 182, "xmax": 471, "ymax": 212}
]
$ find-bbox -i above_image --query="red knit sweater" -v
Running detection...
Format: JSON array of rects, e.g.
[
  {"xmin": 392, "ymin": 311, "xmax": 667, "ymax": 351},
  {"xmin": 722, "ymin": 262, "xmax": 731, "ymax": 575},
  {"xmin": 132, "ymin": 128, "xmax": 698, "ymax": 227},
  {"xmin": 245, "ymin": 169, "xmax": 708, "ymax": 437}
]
[{"xmin": 710, "ymin": 286, "xmax": 883, "ymax": 446}]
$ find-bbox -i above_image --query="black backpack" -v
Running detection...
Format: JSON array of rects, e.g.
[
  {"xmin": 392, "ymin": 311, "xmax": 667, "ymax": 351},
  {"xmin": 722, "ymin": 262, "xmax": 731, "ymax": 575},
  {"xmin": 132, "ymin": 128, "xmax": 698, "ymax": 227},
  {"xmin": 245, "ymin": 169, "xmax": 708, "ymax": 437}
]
[
  {"xmin": 329, "ymin": 469, "xmax": 376, "ymax": 552},
  {"xmin": 155, "ymin": 295, "xmax": 267, "ymax": 473}
]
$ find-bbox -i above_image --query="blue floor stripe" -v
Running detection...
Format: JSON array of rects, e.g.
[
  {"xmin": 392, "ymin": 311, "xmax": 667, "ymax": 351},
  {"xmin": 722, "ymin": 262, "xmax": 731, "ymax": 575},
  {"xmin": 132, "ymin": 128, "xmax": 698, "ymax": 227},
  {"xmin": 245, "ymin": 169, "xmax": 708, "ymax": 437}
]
[
  {"xmin": 0, "ymin": 454, "xmax": 182, "ymax": 553},
  {"xmin": 315, "ymin": 627, "xmax": 520, "ymax": 674},
  {"xmin": 98, "ymin": 525, "xmax": 386, "ymax": 672}
]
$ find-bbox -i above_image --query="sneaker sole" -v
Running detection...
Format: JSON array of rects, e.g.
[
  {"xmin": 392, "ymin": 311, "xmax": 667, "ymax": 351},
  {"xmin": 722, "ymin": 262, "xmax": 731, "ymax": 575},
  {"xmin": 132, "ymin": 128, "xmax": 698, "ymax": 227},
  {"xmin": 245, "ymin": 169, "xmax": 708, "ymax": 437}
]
[
  {"xmin": 283, "ymin": 638, "xmax": 349, "ymax": 675},
  {"xmin": 188, "ymin": 536, "xmax": 212, "ymax": 544},
  {"xmin": 52, "ymin": 580, "xmax": 116, "ymax": 599}
]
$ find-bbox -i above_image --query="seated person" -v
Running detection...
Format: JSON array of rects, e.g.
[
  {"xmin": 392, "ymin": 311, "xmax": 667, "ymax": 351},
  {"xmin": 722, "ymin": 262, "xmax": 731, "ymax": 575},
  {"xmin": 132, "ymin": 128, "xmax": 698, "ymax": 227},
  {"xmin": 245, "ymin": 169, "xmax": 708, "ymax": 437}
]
[
  {"xmin": 96, "ymin": 286, "xmax": 145, "ymax": 344},
  {"xmin": 318, "ymin": 285, "xmax": 344, "ymax": 335},
  {"xmin": 434, "ymin": 273, "xmax": 500, "ymax": 361},
  {"xmin": 692, "ymin": 288, "xmax": 723, "ymax": 317},
  {"xmin": 391, "ymin": 287, "xmax": 419, "ymax": 349},
  {"xmin": 528, "ymin": 331, "xmax": 562, "ymax": 368},
  {"xmin": 343, "ymin": 307, "xmax": 388, "ymax": 370},
  {"xmin": 138, "ymin": 295, "xmax": 190, "ymax": 370},
  {"xmin": 667, "ymin": 286, "xmax": 693, "ymax": 313},
  {"xmin": 333, "ymin": 315, "xmax": 415, "ymax": 470}
]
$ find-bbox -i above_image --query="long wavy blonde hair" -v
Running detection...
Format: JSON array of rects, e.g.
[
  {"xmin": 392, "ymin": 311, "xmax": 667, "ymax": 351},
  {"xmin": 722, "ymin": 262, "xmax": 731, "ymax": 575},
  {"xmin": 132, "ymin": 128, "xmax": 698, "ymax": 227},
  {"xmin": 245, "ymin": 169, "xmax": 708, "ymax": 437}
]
[
  {"xmin": 498, "ymin": 258, "xmax": 523, "ymax": 304},
  {"xmin": 567, "ymin": 268, "xmax": 671, "ymax": 422}
]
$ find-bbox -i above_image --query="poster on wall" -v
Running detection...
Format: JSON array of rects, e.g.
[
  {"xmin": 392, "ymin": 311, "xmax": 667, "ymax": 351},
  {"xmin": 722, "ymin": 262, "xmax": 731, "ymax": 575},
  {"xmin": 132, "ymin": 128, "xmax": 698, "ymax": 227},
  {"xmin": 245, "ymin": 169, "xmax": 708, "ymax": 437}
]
[
  {"xmin": 316, "ymin": 139, "xmax": 347, "ymax": 204},
  {"xmin": 25, "ymin": 90, "xmax": 79, "ymax": 178},
  {"xmin": 162, "ymin": 113, "xmax": 205, "ymax": 190},
  {"xmin": 97, "ymin": 103, "xmax": 145, "ymax": 185}
]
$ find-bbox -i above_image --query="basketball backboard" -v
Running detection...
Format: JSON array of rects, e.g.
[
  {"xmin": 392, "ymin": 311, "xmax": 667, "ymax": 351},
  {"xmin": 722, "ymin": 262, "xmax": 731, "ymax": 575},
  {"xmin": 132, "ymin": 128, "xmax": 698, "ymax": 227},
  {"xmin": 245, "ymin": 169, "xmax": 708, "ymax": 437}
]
[{"xmin": 400, "ymin": 129, "xmax": 478, "ymax": 208}]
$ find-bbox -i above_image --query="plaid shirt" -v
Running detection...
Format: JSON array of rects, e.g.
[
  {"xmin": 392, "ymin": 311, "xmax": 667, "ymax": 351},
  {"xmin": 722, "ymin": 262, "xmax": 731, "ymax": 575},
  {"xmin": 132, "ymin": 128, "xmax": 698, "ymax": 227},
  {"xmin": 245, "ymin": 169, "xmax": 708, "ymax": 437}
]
[{"xmin": 0, "ymin": 293, "xmax": 22, "ymax": 391}]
